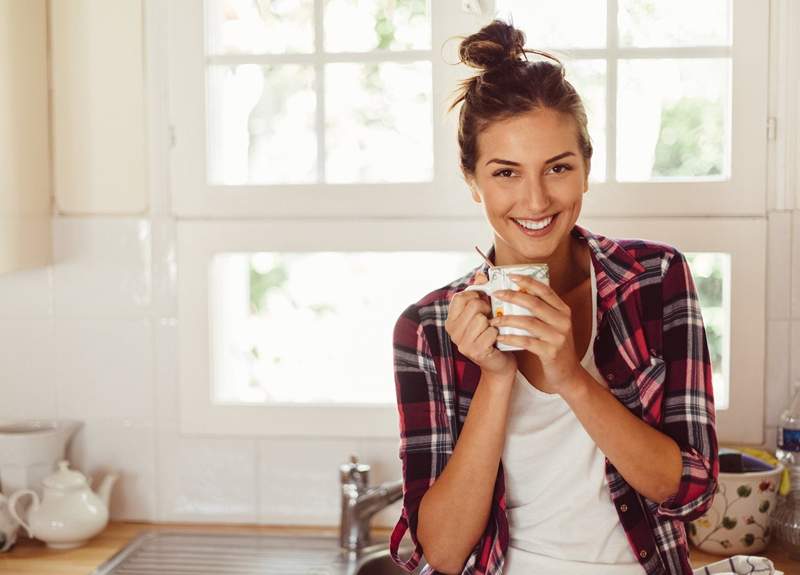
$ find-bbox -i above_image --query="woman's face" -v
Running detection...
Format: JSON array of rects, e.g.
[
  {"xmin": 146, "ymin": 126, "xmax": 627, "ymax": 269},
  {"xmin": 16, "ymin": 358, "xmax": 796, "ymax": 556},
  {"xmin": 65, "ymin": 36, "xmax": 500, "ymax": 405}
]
[{"xmin": 466, "ymin": 107, "xmax": 589, "ymax": 266}]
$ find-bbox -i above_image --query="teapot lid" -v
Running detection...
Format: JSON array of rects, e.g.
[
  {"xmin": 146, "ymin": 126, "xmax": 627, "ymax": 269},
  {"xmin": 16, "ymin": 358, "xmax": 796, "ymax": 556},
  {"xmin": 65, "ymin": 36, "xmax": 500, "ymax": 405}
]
[{"xmin": 42, "ymin": 460, "xmax": 87, "ymax": 490}]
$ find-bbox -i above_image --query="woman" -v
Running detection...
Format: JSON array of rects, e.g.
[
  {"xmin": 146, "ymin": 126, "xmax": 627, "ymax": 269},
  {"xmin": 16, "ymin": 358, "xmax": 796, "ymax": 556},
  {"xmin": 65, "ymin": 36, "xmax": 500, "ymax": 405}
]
[{"xmin": 388, "ymin": 19, "xmax": 719, "ymax": 575}]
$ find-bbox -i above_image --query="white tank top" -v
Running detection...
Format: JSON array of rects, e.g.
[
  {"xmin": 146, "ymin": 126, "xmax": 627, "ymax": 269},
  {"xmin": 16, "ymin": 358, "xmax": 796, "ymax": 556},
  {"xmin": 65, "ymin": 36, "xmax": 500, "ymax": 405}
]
[{"xmin": 501, "ymin": 259, "xmax": 646, "ymax": 574}]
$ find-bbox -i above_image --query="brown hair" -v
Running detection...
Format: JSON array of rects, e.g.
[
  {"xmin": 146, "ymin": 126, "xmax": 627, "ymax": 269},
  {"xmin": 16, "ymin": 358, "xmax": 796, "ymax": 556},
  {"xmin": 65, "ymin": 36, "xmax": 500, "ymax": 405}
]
[{"xmin": 448, "ymin": 19, "xmax": 593, "ymax": 179}]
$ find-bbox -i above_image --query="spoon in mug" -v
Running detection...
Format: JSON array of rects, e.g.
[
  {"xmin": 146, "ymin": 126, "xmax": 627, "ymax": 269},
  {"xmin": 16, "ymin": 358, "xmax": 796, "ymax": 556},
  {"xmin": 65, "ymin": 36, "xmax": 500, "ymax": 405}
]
[{"xmin": 475, "ymin": 245, "xmax": 495, "ymax": 269}]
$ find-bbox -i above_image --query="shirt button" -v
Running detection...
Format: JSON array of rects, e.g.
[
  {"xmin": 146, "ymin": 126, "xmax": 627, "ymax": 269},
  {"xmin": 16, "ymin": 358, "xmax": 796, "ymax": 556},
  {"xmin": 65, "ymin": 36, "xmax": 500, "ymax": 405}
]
[
  {"xmin": 606, "ymin": 373, "xmax": 614, "ymax": 381},
  {"xmin": 639, "ymin": 550, "xmax": 648, "ymax": 558},
  {"xmin": 620, "ymin": 504, "xmax": 628, "ymax": 512}
]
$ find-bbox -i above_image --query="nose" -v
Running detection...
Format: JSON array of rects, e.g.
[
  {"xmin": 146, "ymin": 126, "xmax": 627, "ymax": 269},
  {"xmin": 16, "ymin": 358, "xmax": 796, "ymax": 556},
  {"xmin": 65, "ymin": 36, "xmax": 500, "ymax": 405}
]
[{"xmin": 522, "ymin": 176, "xmax": 552, "ymax": 215}]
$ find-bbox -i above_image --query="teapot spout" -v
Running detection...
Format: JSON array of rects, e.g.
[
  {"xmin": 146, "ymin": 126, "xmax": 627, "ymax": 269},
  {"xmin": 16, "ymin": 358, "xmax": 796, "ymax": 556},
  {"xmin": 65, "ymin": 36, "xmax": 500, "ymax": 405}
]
[{"xmin": 96, "ymin": 472, "xmax": 119, "ymax": 509}]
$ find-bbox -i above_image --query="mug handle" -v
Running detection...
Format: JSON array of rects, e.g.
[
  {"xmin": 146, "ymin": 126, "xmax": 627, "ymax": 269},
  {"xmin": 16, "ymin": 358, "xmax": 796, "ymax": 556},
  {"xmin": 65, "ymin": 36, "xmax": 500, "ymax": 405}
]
[
  {"xmin": 464, "ymin": 284, "xmax": 491, "ymax": 295},
  {"xmin": 7, "ymin": 490, "xmax": 37, "ymax": 538}
]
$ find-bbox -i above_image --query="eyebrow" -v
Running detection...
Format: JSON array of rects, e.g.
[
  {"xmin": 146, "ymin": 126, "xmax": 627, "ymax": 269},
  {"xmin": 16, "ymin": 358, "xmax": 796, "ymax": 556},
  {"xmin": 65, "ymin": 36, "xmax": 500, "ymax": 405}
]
[{"xmin": 485, "ymin": 151, "xmax": 576, "ymax": 167}]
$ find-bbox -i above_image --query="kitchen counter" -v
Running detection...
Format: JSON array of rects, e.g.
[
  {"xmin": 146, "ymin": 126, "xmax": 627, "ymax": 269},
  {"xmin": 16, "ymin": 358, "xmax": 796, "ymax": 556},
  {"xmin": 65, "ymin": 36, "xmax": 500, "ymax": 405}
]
[{"xmin": 0, "ymin": 521, "xmax": 796, "ymax": 574}]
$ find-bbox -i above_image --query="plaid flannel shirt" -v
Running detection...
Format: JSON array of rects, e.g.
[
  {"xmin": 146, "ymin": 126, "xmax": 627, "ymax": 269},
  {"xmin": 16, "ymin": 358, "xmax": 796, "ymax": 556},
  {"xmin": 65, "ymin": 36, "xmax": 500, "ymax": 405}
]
[{"xmin": 389, "ymin": 223, "xmax": 719, "ymax": 575}]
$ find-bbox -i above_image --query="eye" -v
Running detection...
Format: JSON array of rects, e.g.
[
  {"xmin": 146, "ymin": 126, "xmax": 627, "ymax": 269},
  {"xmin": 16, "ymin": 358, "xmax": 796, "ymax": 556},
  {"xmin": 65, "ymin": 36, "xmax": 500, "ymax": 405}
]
[
  {"xmin": 492, "ymin": 168, "xmax": 515, "ymax": 178},
  {"xmin": 549, "ymin": 163, "xmax": 573, "ymax": 175}
]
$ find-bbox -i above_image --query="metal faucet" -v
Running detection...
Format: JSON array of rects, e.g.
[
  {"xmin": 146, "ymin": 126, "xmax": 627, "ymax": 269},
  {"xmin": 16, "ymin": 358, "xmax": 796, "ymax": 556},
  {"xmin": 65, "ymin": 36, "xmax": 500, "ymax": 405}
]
[{"xmin": 339, "ymin": 454, "xmax": 404, "ymax": 553}]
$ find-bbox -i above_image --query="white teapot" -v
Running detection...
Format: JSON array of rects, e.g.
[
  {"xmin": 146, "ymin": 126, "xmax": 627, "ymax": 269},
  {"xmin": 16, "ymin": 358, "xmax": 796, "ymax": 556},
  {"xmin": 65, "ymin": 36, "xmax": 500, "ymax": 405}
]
[
  {"xmin": 0, "ymin": 492, "xmax": 20, "ymax": 552},
  {"xmin": 8, "ymin": 460, "xmax": 118, "ymax": 549}
]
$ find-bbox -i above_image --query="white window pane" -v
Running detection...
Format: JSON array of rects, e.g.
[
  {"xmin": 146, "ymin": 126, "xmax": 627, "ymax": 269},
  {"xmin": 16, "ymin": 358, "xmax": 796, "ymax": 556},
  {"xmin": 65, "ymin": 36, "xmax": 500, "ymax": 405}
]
[
  {"xmin": 207, "ymin": 64, "xmax": 317, "ymax": 185},
  {"xmin": 494, "ymin": 0, "xmax": 607, "ymax": 49},
  {"xmin": 324, "ymin": 0, "xmax": 430, "ymax": 52},
  {"xmin": 686, "ymin": 252, "xmax": 730, "ymax": 411},
  {"xmin": 618, "ymin": 0, "xmax": 732, "ymax": 48},
  {"xmin": 325, "ymin": 62, "xmax": 433, "ymax": 183},
  {"xmin": 206, "ymin": 0, "xmax": 315, "ymax": 55},
  {"xmin": 210, "ymin": 250, "xmax": 731, "ymax": 409},
  {"xmin": 565, "ymin": 60, "xmax": 606, "ymax": 182},
  {"xmin": 210, "ymin": 252, "xmax": 477, "ymax": 405},
  {"xmin": 617, "ymin": 59, "xmax": 730, "ymax": 181}
]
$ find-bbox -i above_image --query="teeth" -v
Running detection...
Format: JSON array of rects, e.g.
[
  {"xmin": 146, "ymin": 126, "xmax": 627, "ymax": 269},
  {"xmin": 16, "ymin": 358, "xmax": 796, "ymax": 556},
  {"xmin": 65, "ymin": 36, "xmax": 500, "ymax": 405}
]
[{"xmin": 514, "ymin": 215, "xmax": 554, "ymax": 230}]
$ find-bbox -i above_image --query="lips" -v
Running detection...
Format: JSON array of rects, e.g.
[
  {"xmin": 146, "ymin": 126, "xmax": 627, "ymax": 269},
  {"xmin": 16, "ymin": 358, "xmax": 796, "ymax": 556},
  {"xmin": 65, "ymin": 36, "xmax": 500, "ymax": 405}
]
[{"xmin": 512, "ymin": 212, "xmax": 559, "ymax": 237}]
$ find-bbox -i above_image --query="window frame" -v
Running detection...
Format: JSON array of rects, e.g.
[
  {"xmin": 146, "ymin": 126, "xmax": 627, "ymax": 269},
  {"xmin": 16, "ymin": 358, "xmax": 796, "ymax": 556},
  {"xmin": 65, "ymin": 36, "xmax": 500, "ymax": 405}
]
[
  {"xmin": 165, "ymin": 1, "xmax": 770, "ymax": 444},
  {"xmin": 167, "ymin": 0, "xmax": 769, "ymax": 218},
  {"xmin": 177, "ymin": 217, "xmax": 766, "ymax": 443}
]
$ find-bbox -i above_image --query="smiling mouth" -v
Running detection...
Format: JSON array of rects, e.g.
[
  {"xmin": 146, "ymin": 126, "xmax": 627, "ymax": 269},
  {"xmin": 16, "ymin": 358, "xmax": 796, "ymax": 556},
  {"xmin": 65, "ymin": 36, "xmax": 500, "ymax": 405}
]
[{"xmin": 511, "ymin": 213, "xmax": 559, "ymax": 236}]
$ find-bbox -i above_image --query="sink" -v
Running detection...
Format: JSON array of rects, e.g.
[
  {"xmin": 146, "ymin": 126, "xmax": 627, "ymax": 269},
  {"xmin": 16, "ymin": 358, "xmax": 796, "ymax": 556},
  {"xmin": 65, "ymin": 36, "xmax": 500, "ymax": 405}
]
[
  {"xmin": 355, "ymin": 547, "xmax": 424, "ymax": 575},
  {"xmin": 91, "ymin": 531, "xmax": 426, "ymax": 575}
]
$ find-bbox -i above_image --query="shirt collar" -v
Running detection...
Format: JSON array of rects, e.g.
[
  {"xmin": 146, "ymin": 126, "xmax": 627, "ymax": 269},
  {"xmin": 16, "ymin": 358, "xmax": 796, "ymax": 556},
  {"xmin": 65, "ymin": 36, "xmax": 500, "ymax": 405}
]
[{"xmin": 474, "ymin": 223, "xmax": 645, "ymax": 301}]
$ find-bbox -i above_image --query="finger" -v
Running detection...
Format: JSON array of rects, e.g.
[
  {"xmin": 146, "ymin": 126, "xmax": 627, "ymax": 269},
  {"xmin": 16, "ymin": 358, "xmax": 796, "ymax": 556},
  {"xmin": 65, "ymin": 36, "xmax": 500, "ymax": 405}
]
[
  {"xmin": 462, "ymin": 313, "xmax": 491, "ymax": 349},
  {"xmin": 491, "ymin": 316, "xmax": 561, "ymax": 344},
  {"xmin": 507, "ymin": 274, "xmax": 570, "ymax": 314},
  {"xmin": 474, "ymin": 271, "xmax": 489, "ymax": 284},
  {"xmin": 449, "ymin": 290, "xmax": 484, "ymax": 325},
  {"xmin": 497, "ymin": 334, "xmax": 556, "ymax": 360},
  {"xmin": 449, "ymin": 296, "xmax": 490, "ymax": 342},
  {"xmin": 494, "ymin": 290, "xmax": 563, "ymax": 326},
  {"xmin": 473, "ymin": 326, "xmax": 501, "ymax": 359}
]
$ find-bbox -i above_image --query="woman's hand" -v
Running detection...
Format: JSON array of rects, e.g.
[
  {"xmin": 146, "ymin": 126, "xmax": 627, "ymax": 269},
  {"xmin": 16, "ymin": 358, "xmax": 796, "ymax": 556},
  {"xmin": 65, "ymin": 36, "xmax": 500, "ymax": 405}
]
[
  {"xmin": 490, "ymin": 273, "xmax": 583, "ymax": 395},
  {"xmin": 446, "ymin": 272, "xmax": 518, "ymax": 381}
]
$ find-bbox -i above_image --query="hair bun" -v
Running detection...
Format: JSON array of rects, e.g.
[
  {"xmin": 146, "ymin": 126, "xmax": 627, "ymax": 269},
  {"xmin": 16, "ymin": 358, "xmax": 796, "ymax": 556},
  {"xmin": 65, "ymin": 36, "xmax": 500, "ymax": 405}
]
[{"xmin": 458, "ymin": 19, "xmax": 526, "ymax": 71}]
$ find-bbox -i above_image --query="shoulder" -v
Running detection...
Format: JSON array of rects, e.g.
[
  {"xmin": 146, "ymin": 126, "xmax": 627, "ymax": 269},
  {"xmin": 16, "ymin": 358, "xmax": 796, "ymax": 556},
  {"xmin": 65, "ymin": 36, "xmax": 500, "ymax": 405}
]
[
  {"xmin": 393, "ymin": 266, "xmax": 479, "ymax": 347},
  {"xmin": 611, "ymin": 235, "xmax": 686, "ymax": 279}
]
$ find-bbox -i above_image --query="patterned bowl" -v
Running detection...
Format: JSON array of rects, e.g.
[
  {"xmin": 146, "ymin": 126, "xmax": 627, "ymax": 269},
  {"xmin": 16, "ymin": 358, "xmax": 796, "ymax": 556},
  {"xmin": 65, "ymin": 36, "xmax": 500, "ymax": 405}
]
[{"xmin": 688, "ymin": 451, "xmax": 783, "ymax": 555}]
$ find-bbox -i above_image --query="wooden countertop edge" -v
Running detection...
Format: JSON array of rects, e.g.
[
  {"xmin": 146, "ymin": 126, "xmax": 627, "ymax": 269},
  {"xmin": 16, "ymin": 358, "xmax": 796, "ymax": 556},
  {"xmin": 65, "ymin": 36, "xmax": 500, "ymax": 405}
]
[{"xmin": 0, "ymin": 521, "xmax": 796, "ymax": 574}]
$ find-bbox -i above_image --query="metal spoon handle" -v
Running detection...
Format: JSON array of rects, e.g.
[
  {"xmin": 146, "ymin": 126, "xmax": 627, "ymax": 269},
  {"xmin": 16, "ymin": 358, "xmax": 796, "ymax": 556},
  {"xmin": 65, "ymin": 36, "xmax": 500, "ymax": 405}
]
[{"xmin": 474, "ymin": 245, "xmax": 494, "ymax": 269}]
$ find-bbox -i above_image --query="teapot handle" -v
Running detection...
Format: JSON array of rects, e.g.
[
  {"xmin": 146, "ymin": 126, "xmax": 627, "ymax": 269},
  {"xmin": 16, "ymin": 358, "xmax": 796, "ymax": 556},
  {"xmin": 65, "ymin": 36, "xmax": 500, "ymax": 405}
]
[{"xmin": 7, "ymin": 490, "xmax": 37, "ymax": 538}]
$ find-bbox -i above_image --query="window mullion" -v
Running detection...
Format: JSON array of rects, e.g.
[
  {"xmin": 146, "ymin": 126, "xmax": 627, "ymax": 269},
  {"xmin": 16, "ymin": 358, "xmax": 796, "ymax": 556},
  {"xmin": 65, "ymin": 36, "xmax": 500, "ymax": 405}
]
[
  {"xmin": 606, "ymin": 0, "xmax": 618, "ymax": 183},
  {"xmin": 315, "ymin": 0, "xmax": 325, "ymax": 183}
]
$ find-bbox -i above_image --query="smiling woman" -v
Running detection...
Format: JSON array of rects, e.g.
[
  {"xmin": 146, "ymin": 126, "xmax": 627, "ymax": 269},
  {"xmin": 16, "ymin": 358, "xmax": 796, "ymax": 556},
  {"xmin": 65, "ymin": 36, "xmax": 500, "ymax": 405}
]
[{"xmin": 389, "ymin": 19, "xmax": 718, "ymax": 575}]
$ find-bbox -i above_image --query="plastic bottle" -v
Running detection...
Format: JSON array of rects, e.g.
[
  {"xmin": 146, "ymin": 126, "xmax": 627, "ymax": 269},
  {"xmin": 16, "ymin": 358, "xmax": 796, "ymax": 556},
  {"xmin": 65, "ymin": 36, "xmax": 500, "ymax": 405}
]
[
  {"xmin": 773, "ymin": 387, "xmax": 800, "ymax": 558},
  {"xmin": 777, "ymin": 387, "xmax": 800, "ymax": 488}
]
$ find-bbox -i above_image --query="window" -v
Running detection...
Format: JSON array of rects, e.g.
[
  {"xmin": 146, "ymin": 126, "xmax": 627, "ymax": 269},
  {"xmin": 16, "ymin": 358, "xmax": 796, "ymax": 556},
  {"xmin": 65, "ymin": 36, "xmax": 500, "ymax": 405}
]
[
  {"xmin": 169, "ymin": 1, "xmax": 769, "ymax": 443},
  {"xmin": 204, "ymin": 0, "xmax": 433, "ymax": 185},
  {"xmin": 211, "ymin": 250, "xmax": 728, "ymax": 409},
  {"xmin": 169, "ymin": 0, "xmax": 767, "ymax": 217}
]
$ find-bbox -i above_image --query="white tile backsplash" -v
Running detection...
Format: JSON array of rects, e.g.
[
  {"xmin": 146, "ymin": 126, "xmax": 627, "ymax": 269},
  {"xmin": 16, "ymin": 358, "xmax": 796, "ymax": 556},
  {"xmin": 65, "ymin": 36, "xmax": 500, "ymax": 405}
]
[
  {"xmin": 53, "ymin": 217, "xmax": 152, "ymax": 318},
  {"xmin": 66, "ymin": 418, "xmax": 157, "ymax": 521},
  {"xmin": 0, "ymin": 319, "xmax": 57, "ymax": 420},
  {"xmin": 356, "ymin": 438, "xmax": 403, "ymax": 528},
  {"xmin": 157, "ymin": 427, "xmax": 258, "ymax": 523},
  {"xmin": 765, "ymin": 320, "xmax": 791, "ymax": 427},
  {"xmin": 792, "ymin": 320, "xmax": 800, "ymax": 391},
  {"xmin": 0, "ymin": 266, "xmax": 53, "ymax": 319},
  {"xmin": 55, "ymin": 318, "xmax": 154, "ymax": 421},
  {"xmin": 154, "ymin": 317, "xmax": 178, "ymax": 426},
  {"xmin": 151, "ymin": 218, "xmax": 177, "ymax": 318},
  {"xmin": 258, "ymin": 437, "xmax": 360, "ymax": 526},
  {"xmin": 764, "ymin": 426, "xmax": 778, "ymax": 454},
  {"xmin": 792, "ymin": 211, "xmax": 800, "ymax": 319}
]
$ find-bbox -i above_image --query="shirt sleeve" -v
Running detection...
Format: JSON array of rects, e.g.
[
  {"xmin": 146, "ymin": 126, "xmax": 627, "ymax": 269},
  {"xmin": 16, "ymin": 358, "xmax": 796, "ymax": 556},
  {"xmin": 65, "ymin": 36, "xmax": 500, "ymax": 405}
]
[
  {"xmin": 389, "ymin": 304, "xmax": 453, "ymax": 573},
  {"xmin": 655, "ymin": 250, "xmax": 720, "ymax": 522}
]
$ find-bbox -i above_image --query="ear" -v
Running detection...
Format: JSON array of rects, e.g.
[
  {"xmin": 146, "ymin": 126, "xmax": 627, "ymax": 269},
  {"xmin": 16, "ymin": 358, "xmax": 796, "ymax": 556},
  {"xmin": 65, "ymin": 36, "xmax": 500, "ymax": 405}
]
[{"xmin": 466, "ymin": 176, "xmax": 481, "ymax": 204}]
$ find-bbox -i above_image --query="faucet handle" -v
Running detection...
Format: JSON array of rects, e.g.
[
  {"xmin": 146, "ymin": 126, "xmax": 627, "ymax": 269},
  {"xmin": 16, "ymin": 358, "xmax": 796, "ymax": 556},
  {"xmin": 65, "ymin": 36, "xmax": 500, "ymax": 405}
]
[{"xmin": 340, "ymin": 454, "xmax": 370, "ymax": 490}]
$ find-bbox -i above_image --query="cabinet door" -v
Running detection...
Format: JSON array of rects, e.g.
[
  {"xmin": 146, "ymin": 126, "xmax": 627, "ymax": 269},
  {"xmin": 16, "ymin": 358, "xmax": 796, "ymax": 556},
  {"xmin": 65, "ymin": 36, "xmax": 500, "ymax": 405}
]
[
  {"xmin": 0, "ymin": 0, "xmax": 52, "ymax": 274},
  {"xmin": 50, "ymin": 0, "xmax": 147, "ymax": 214}
]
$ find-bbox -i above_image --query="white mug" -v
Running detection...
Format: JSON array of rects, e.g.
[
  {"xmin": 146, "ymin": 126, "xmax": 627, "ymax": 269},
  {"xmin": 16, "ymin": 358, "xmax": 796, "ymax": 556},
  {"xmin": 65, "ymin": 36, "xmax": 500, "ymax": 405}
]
[{"xmin": 464, "ymin": 263, "xmax": 549, "ymax": 352}]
